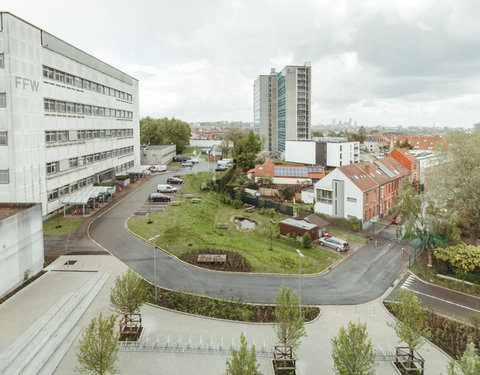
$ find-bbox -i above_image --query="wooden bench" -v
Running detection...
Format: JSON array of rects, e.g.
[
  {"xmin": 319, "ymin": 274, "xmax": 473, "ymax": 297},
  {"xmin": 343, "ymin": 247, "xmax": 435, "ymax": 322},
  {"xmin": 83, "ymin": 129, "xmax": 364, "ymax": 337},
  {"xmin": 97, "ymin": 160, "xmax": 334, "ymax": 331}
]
[
  {"xmin": 191, "ymin": 198, "xmax": 201, "ymax": 203},
  {"xmin": 216, "ymin": 223, "xmax": 228, "ymax": 229},
  {"xmin": 170, "ymin": 201, "xmax": 181, "ymax": 206},
  {"xmin": 244, "ymin": 204, "xmax": 255, "ymax": 213},
  {"xmin": 197, "ymin": 254, "xmax": 227, "ymax": 263}
]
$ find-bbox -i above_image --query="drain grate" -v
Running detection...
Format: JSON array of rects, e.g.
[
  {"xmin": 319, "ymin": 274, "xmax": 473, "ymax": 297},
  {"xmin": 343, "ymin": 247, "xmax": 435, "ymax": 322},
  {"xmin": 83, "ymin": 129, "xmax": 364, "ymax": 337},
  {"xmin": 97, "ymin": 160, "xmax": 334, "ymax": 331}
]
[{"xmin": 64, "ymin": 260, "xmax": 77, "ymax": 266}]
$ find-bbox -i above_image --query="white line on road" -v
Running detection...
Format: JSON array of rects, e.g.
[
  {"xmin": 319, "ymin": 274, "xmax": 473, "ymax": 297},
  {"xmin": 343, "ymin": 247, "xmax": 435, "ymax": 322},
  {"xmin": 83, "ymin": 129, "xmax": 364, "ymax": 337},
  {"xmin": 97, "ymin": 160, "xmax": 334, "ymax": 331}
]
[{"xmin": 402, "ymin": 287, "xmax": 480, "ymax": 314}]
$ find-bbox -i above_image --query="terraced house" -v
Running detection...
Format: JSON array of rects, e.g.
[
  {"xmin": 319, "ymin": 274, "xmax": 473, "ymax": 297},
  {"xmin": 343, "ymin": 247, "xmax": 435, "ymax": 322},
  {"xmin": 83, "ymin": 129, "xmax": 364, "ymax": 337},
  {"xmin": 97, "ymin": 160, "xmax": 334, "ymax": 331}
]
[
  {"xmin": 313, "ymin": 156, "xmax": 410, "ymax": 226},
  {"xmin": 0, "ymin": 13, "xmax": 140, "ymax": 215}
]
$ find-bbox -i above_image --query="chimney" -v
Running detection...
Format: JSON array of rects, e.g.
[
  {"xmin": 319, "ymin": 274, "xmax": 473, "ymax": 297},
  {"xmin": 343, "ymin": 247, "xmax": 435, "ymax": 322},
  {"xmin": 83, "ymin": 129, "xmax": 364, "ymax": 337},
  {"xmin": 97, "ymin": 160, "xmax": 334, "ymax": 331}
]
[{"xmin": 365, "ymin": 163, "xmax": 370, "ymax": 175}]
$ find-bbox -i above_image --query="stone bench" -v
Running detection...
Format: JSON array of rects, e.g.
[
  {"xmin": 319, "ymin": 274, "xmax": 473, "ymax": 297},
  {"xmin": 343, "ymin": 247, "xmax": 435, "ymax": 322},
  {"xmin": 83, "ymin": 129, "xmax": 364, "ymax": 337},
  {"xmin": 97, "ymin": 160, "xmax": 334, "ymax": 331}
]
[
  {"xmin": 191, "ymin": 198, "xmax": 201, "ymax": 203},
  {"xmin": 216, "ymin": 223, "xmax": 228, "ymax": 229},
  {"xmin": 170, "ymin": 201, "xmax": 181, "ymax": 206}
]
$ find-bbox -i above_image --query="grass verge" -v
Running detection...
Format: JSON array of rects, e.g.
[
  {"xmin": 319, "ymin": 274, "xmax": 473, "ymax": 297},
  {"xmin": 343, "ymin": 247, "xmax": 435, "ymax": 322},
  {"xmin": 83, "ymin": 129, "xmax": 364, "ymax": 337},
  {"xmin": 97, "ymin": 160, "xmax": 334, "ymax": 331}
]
[
  {"xmin": 128, "ymin": 194, "xmax": 340, "ymax": 274},
  {"xmin": 43, "ymin": 216, "xmax": 83, "ymax": 235},
  {"xmin": 145, "ymin": 282, "xmax": 319, "ymax": 322},
  {"xmin": 328, "ymin": 229, "xmax": 367, "ymax": 244}
]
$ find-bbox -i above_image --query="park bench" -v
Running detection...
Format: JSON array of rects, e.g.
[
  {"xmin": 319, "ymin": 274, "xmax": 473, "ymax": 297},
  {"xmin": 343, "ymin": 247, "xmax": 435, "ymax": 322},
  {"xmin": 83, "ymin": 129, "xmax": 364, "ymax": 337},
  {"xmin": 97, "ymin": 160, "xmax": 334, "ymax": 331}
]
[
  {"xmin": 216, "ymin": 223, "xmax": 228, "ymax": 229},
  {"xmin": 170, "ymin": 201, "xmax": 181, "ymax": 206},
  {"xmin": 191, "ymin": 198, "xmax": 201, "ymax": 203}
]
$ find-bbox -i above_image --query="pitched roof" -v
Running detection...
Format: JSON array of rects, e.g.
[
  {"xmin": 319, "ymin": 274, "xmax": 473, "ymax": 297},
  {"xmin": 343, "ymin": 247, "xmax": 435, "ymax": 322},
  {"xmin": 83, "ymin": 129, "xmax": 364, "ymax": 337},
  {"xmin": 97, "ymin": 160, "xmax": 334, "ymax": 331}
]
[
  {"xmin": 253, "ymin": 160, "xmax": 325, "ymax": 179},
  {"xmin": 295, "ymin": 214, "xmax": 329, "ymax": 228},
  {"xmin": 388, "ymin": 136, "xmax": 443, "ymax": 150},
  {"xmin": 337, "ymin": 156, "xmax": 410, "ymax": 192}
]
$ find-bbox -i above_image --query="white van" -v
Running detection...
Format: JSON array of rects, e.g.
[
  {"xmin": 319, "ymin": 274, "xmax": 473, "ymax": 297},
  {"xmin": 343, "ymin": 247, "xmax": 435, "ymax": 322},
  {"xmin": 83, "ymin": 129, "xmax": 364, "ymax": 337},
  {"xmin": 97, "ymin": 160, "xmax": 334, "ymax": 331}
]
[
  {"xmin": 157, "ymin": 184, "xmax": 177, "ymax": 193},
  {"xmin": 151, "ymin": 164, "xmax": 167, "ymax": 172}
]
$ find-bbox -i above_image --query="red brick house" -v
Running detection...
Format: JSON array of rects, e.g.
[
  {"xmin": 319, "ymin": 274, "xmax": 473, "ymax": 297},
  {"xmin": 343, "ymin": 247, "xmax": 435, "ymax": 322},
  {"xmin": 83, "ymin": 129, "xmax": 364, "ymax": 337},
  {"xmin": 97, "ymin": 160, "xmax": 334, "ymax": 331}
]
[
  {"xmin": 248, "ymin": 160, "xmax": 325, "ymax": 185},
  {"xmin": 390, "ymin": 148, "xmax": 420, "ymax": 184}
]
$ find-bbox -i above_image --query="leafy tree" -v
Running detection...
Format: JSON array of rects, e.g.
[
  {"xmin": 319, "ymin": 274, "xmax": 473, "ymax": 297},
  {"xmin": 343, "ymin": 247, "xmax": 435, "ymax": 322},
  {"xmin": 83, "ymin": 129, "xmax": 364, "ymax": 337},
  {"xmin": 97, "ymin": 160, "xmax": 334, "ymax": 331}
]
[
  {"xmin": 224, "ymin": 332, "xmax": 263, "ymax": 375},
  {"xmin": 388, "ymin": 290, "xmax": 430, "ymax": 367},
  {"xmin": 236, "ymin": 131, "xmax": 261, "ymax": 170},
  {"xmin": 274, "ymin": 285, "xmax": 307, "ymax": 355},
  {"xmin": 351, "ymin": 126, "xmax": 367, "ymax": 144},
  {"xmin": 76, "ymin": 313, "xmax": 119, "ymax": 375},
  {"xmin": 280, "ymin": 185, "xmax": 294, "ymax": 200},
  {"xmin": 257, "ymin": 176, "xmax": 274, "ymax": 187},
  {"xmin": 446, "ymin": 342, "xmax": 480, "ymax": 375},
  {"xmin": 140, "ymin": 117, "xmax": 190, "ymax": 153},
  {"xmin": 331, "ymin": 321, "xmax": 377, "ymax": 375},
  {"xmin": 427, "ymin": 127, "xmax": 480, "ymax": 245},
  {"xmin": 302, "ymin": 232, "xmax": 312, "ymax": 249},
  {"xmin": 110, "ymin": 269, "xmax": 148, "ymax": 316},
  {"xmin": 400, "ymin": 140, "xmax": 413, "ymax": 149},
  {"xmin": 394, "ymin": 180, "xmax": 460, "ymax": 264}
]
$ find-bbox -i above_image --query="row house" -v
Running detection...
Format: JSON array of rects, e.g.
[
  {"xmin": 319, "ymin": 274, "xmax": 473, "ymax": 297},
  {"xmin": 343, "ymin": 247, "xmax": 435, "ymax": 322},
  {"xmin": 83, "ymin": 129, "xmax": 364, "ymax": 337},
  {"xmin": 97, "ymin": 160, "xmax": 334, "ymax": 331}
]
[
  {"xmin": 248, "ymin": 160, "xmax": 325, "ymax": 185},
  {"xmin": 387, "ymin": 135, "xmax": 443, "ymax": 150},
  {"xmin": 314, "ymin": 156, "xmax": 410, "ymax": 226},
  {"xmin": 390, "ymin": 148, "xmax": 420, "ymax": 184}
]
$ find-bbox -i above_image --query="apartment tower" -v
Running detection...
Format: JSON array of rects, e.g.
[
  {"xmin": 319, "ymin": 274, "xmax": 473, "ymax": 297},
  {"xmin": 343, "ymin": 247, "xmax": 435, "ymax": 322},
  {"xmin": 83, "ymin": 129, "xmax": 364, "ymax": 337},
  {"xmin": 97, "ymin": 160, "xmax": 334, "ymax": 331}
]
[{"xmin": 254, "ymin": 62, "xmax": 311, "ymax": 153}]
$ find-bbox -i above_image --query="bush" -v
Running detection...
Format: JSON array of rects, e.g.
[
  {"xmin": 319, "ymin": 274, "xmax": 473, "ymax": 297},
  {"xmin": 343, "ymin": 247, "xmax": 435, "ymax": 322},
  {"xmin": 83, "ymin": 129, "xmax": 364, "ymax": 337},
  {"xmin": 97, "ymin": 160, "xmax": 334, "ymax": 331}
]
[
  {"xmin": 280, "ymin": 186, "xmax": 294, "ymax": 200},
  {"xmin": 316, "ymin": 212, "xmax": 363, "ymax": 232},
  {"xmin": 115, "ymin": 175, "xmax": 130, "ymax": 181},
  {"xmin": 302, "ymin": 233, "xmax": 312, "ymax": 249}
]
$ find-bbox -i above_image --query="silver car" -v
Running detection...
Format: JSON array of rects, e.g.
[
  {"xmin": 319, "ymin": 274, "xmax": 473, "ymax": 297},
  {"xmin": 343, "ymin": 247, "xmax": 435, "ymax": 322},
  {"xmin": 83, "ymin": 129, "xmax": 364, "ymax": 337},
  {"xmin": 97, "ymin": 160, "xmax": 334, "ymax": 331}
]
[{"xmin": 319, "ymin": 236, "xmax": 349, "ymax": 252}]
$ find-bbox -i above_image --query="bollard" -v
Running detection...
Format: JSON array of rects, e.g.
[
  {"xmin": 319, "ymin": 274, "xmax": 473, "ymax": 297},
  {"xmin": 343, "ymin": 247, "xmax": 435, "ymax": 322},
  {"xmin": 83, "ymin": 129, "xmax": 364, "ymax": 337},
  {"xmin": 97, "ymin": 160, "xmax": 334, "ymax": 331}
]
[{"xmin": 375, "ymin": 240, "xmax": 378, "ymax": 247}]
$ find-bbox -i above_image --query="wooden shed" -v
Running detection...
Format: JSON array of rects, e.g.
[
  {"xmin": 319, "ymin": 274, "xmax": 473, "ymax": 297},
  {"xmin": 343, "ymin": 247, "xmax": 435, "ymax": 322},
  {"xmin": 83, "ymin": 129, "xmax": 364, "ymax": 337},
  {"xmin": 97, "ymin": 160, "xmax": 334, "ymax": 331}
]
[{"xmin": 279, "ymin": 218, "xmax": 319, "ymax": 240}]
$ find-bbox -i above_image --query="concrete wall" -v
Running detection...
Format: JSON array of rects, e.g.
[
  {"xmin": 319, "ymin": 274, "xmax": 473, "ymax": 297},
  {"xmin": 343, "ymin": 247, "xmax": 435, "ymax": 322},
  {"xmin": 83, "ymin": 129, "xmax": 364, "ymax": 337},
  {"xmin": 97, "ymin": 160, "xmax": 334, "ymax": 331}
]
[
  {"xmin": 326, "ymin": 142, "xmax": 360, "ymax": 167},
  {"xmin": 140, "ymin": 145, "xmax": 176, "ymax": 165},
  {"xmin": 285, "ymin": 140, "xmax": 317, "ymax": 164},
  {"xmin": 0, "ymin": 203, "xmax": 44, "ymax": 298}
]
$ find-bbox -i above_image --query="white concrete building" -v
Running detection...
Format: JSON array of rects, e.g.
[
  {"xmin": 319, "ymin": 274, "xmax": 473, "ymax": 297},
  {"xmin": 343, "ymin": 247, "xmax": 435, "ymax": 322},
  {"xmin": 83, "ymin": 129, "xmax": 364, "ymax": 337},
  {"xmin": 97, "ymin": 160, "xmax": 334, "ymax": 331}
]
[
  {"xmin": 140, "ymin": 145, "xmax": 176, "ymax": 165},
  {"xmin": 253, "ymin": 69, "xmax": 278, "ymax": 152},
  {"xmin": 0, "ymin": 13, "xmax": 139, "ymax": 216},
  {"xmin": 0, "ymin": 203, "xmax": 44, "ymax": 298},
  {"xmin": 285, "ymin": 139, "xmax": 360, "ymax": 167}
]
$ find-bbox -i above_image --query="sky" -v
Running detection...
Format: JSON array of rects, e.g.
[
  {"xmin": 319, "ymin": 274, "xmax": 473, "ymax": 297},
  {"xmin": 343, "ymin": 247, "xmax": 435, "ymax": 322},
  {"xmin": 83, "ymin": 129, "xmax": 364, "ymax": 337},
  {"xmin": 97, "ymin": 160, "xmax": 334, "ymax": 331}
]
[{"xmin": 3, "ymin": 0, "xmax": 480, "ymax": 127}]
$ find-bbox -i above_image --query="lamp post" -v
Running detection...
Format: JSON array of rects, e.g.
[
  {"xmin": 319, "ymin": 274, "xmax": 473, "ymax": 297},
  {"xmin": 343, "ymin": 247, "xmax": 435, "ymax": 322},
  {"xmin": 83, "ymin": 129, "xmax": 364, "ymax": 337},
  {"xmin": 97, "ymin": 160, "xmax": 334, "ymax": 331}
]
[
  {"xmin": 148, "ymin": 235, "xmax": 160, "ymax": 301},
  {"xmin": 296, "ymin": 249, "xmax": 304, "ymax": 317}
]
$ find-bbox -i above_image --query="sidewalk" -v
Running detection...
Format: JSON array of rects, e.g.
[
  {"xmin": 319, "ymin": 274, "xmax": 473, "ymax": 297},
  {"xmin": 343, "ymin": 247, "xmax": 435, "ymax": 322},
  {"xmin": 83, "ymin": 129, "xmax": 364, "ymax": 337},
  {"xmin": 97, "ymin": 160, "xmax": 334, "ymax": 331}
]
[{"xmin": 0, "ymin": 254, "xmax": 452, "ymax": 375}]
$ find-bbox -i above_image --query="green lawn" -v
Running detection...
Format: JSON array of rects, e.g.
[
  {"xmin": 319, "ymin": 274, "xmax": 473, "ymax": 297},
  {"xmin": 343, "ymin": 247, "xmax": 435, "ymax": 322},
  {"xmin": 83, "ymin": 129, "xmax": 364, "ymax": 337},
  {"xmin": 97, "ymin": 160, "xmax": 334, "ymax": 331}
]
[
  {"xmin": 43, "ymin": 215, "xmax": 83, "ymax": 235},
  {"xmin": 328, "ymin": 229, "xmax": 367, "ymax": 244},
  {"xmin": 179, "ymin": 172, "xmax": 214, "ymax": 193},
  {"xmin": 128, "ymin": 194, "xmax": 340, "ymax": 274}
]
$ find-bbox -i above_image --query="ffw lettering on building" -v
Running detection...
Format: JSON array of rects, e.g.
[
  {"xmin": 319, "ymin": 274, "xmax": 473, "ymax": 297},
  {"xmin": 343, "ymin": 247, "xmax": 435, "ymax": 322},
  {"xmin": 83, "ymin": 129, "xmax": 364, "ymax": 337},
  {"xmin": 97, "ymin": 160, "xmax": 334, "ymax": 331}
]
[{"xmin": 15, "ymin": 76, "xmax": 39, "ymax": 92}]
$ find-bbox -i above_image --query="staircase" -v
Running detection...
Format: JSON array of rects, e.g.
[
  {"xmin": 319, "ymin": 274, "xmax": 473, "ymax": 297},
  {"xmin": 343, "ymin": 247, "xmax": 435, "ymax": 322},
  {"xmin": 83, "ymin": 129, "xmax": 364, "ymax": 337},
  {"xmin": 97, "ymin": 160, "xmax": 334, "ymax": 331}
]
[{"xmin": 0, "ymin": 271, "xmax": 109, "ymax": 375}]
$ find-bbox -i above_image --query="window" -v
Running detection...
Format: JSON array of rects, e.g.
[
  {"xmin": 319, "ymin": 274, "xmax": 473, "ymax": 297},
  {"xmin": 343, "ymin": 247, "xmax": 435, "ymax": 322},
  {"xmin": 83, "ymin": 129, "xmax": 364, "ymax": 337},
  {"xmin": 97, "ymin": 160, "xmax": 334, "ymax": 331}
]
[
  {"xmin": 65, "ymin": 74, "xmax": 74, "ymax": 85},
  {"xmin": 76, "ymin": 103, "xmax": 84, "ymax": 114},
  {"xmin": 78, "ymin": 130, "xmax": 85, "ymax": 140},
  {"xmin": 365, "ymin": 193, "xmax": 369, "ymax": 206},
  {"xmin": 55, "ymin": 70, "xmax": 65, "ymax": 83},
  {"xmin": 45, "ymin": 131, "xmax": 57, "ymax": 143},
  {"xmin": 69, "ymin": 158, "xmax": 78, "ymax": 168},
  {"xmin": 380, "ymin": 186, "xmax": 384, "ymax": 199},
  {"xmin": 93, "ymin": 130, "xmax": 100, "ymax": 138},
  {"xmin": 0, "ymin": 131, "xmax": 7, "ymax": 145},
  {"xmin": 92, "ymin": 106, "xmax": 99, "ymax": 116},
  {"xmin": 56, "ymin": 101, "xmax": 66, "ymax": 113},
  {"xmin": 48, "ymin": 189, "xmax": 58, "ymax": 201},
  {"xmin": 91, "ymin": 82, "xmax": 97, "ymax": 92},
  {"xmin": 0, "ymin": 53, "xmax": 4, "ymax": 69},
  {"xmin": 84, "ymin": 105, "xmax": 91, "ymax": 115},
  {"xmin": 86, "ymin": 155, "xmax": 94, "ymax": 164},
  {"xmin": 83, "ymin": 80, "xmax": 91, "ymax": 90},
  {"xmin": 99, "ymin": 107, "xmax": 105, "ymax": 116},
  {"xmin": 44, "ymin": 99, "xmax": 55, "ymax": 112},
  {"xmin": 46, "ymin": 162, "xmax": 58, "ymax": 174},
  {"xmin": 59, "ymin": 186, "xmax": 69, "ymax": 197},
  {"xmin": 85, "ymin": 130, "xmax": 92, "ymax": 139},
  {"xmin": 74, "ymin": 77, "xmax": 82, "ymax": 88},
  {"xmin": 66, "ymin": 102, "xmax": 75, "ymax": 113},
  {"xmin": 105, "ymin": 108, "xmax": 110, "ymax": 117},
  {"xmin": 69, "ymin": 183, "xmax": 78, "ymax": 193},
  {"xmin": 43, "ymin": 66, "xmax": 54, "ymax": 79},
  {"xmin": 58, "ymin": 131, "xmax": 68, "ymax": 142},
  {"xmin": 317, "ymin": 189, "xmax": 333, "ymax": 204},
  {"xmin": 78, "ymin": 156, "xmax": 86, "ymax": 166},
  {"xmin": 78, "ymin": 178, "xmax": 87, "ymax": 188},
  {"xmin": 0, "ymin": 170, "xmax": 9, "ymax": 184},
  {"xmin": 0, "ymin": 92, "xmax": 7, "ymax": 108},
  {"xmin": 97, "ymin": 84, "xmax": 103, "ymax": 94},
  {"xmin": 86, "ymin": 176, "xmax": 94, "ymax": 185}
]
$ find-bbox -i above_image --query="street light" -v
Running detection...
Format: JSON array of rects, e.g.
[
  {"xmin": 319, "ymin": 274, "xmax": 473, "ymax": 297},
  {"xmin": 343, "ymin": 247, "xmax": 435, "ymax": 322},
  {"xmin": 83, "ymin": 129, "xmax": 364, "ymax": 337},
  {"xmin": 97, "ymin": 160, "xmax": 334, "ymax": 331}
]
[
  {"xmin": 296, "ymin": 249, "xmax": 304, "ymax": 317},
  {"xmin": 148, "ymin": 234, "xmax": 160, "ymax": 301}
]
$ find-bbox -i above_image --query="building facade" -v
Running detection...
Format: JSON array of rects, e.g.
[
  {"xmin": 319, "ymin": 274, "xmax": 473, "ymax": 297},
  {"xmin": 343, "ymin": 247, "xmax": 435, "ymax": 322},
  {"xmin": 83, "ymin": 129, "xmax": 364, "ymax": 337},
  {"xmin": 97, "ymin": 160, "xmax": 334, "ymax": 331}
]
[
  {"xmin": 254, "ymin": 62, "xmax": 311, "ymax": 153},
  {"xmin": 390, "ymin": 148, "xmax": 420, "ymax": 184},
  {"xmin": 313, "ymin": 157, "xmax": 410, "ymax": 225},
  {"xmin": 0, "ymin": 13, "xmax": 139, "ymax": 216},
  {"xmin": 140, "ymin": 145, "xmax": 176, "ymax": 165},
  {"xmin": 253, "ymin": 69, "xmax": 277, "ymax": 152},
  {"xmin": 286, "ymin": 138, "xmax": 359, "ymax": 167},
  {"xmin": 0, "ymin": 203, "xmax": 44, "ymax": 298},
  {"xmin": 249, "ymin": 159, "xmax": 324, "ymax": 185}
]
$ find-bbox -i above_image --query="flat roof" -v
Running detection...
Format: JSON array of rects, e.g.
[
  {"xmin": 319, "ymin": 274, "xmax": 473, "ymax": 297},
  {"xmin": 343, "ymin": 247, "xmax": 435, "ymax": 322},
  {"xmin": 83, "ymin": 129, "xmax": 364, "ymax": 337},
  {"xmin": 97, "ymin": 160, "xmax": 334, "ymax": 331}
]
[
  {"xmin": 280, "ymin": 218, "xmax": 317, "ymax": 230},
  {"xmin": 0, "ymin": 203, "xmax": 36, "ymax": 221}
]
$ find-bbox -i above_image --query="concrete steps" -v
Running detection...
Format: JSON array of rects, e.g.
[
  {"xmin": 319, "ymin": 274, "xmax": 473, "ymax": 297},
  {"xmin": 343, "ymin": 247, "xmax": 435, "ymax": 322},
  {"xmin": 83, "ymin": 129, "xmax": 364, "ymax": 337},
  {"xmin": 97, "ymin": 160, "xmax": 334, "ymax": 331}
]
[{"xmin": 0, "ymin": 271, "xmax": 109, "ymax": 375}]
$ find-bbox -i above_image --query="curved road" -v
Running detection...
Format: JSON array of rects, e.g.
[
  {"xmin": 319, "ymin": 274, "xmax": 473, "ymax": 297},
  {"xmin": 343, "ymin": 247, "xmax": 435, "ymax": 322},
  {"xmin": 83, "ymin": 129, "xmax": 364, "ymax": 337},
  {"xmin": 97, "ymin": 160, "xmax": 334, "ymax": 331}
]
[{"xmin": 89, "ymin": 160, "xmax": 409, "ymax": 304}]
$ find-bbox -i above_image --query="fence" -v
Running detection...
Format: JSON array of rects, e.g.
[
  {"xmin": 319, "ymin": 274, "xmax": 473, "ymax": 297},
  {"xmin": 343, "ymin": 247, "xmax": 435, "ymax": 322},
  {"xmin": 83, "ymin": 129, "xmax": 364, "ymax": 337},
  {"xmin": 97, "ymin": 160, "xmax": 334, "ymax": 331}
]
[
  {"xmin": 409, "ymin": 245, "xmax": 426, "ymax": 268},
  {"xmin": 240, "ymin": 194, "xmax": 294, "ymax": 216}
]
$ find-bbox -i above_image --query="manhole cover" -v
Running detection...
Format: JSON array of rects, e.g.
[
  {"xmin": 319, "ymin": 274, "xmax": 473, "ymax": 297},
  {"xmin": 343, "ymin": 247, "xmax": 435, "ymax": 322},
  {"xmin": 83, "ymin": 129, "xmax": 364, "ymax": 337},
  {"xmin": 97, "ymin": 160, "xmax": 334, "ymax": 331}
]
[{"xmin": 64, "ymin": 260, "xmax": 77, "ymax": 265}]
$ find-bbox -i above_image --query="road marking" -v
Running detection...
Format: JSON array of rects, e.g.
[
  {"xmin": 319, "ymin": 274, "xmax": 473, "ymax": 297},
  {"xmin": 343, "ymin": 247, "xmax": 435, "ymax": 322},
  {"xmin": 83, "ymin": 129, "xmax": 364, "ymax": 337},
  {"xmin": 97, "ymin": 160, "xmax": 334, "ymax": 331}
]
[{"xmin": 402, "ymin": 287, "xmax": 480, "ymax": 313}]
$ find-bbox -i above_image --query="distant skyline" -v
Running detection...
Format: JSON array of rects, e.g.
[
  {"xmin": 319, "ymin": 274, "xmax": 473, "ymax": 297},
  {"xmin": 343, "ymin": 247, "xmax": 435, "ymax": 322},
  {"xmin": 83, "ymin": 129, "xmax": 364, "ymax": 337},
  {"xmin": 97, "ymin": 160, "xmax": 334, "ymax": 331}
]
[{"xmin": 3, "ymin": 0, "xmax": 480, "ymax": 127}]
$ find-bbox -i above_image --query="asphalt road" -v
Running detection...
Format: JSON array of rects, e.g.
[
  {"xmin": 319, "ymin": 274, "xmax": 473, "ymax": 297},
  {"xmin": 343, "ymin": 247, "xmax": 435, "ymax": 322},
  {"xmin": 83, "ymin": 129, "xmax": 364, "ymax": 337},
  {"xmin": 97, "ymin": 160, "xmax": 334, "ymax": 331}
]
[
  {"xmin": 89, "ymin": 159, "xmax": 410, "ymax": 304},
  {"xmin": 387, "ymin": 271, "xmax": 480, "ymax": 322}
]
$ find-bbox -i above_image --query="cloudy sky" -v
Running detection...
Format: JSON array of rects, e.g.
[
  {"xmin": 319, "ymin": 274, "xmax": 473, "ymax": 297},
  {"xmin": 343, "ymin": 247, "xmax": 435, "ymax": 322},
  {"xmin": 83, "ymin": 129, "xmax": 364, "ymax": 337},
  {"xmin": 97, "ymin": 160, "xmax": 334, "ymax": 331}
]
[{"xmin": 4, "ymin": 0, "xmax": 480, "ymax": 127}]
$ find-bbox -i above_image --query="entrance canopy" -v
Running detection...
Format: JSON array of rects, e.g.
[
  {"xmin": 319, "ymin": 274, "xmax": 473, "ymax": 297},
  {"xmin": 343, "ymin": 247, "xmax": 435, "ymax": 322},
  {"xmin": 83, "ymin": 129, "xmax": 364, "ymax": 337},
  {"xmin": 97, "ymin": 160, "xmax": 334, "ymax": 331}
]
[{"xmin": 60, "ymin": 186, "xmax": 115, "ymax": 216}]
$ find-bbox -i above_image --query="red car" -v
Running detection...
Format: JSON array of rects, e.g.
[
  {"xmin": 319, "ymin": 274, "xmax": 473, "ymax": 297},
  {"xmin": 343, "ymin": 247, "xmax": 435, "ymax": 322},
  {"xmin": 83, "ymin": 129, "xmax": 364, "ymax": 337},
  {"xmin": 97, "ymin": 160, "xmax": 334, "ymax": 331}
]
[
  {"xmin": 392, "ymin": 216, "xmax": 402, "ymax": 225},
  {"xmin": 321, "ymin": 231, "xmax": 332, "ymax": 238}
]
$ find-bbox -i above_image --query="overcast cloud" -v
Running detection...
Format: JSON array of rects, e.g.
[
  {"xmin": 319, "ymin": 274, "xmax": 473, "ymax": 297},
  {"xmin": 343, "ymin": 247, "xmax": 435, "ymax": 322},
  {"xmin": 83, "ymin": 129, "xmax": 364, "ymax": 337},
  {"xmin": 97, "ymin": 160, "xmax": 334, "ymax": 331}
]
[{"xmin": 3, "ymin": 0, "xmax": 480, "ymax": 127}]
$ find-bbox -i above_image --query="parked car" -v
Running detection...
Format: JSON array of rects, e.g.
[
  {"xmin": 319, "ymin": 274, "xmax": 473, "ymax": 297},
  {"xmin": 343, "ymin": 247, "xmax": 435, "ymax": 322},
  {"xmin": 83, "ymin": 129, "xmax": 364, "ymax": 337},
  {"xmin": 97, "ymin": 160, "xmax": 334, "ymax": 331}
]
[
  {"xmin": 190, "ymin": 158, "xmax": 199, "ymax": 164},
  {"xmin": 392, "ymin": 216, "xmax": 402, "ymax": 225},
  {"xmin": 167, "ymin": 177, "xmax": 184, "ymax": 184},
  {"xmin": 149, "ymin": 193, "xmax": 171, "ymax": 202},
  {"xmin": 157, "ymin": 184, "xmax": 178, "ymax": 193},
  {"xmin": 215, "ymin": 165, "xmax": 227, "ymax": 172},
  {"xmin": 181, "ymin": 161, "xmax": 193, "ymax": 167},
  {"xmin": 173, "ymin": 157, "xmax": 187, "ymax": 162},
  {"xmin": 319, "ymin": 236, "xmax": 349, "ymax": 252}
]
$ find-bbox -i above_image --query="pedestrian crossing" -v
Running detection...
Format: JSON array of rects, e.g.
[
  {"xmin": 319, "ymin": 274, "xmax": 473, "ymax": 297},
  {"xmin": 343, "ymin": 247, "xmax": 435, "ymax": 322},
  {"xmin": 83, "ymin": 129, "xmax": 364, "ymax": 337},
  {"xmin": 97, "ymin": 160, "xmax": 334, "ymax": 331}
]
[{"xmin": 400, "ymin": 274, "xmax": 415, "ymax": 290}]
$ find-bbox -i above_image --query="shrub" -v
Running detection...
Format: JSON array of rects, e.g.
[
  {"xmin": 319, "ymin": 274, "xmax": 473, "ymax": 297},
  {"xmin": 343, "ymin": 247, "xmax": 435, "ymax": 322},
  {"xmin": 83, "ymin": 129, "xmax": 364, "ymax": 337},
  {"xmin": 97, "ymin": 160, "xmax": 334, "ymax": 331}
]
[
  {"xmin": 302, "ymin": 232, "xmax": 312, "ymax": 249},
  {"xmin": 316, "ymin": 212, "xmax": 362, "ymax": 232}
]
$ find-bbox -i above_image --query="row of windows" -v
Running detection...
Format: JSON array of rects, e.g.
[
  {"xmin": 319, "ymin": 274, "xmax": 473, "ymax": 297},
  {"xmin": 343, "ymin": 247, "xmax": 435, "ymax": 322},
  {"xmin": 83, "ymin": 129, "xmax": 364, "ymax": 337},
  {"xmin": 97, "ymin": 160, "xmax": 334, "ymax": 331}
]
[
  {"xmin": 46, "ymin": 146, "xmax": 134, "ymax": 175},
  {"xmin": 47, "ymin": 161, "xmax": 134, "ymax": 202},
  {"xmin": 42, "ymin": 66, "xmax": 132, "ymax": 102},
  {"xmin": 44, "ymin": 99, "xmax": 133, "ymax": 119},
  {"xmin": 45, "ymin": 128, "xmax": 133, "ymax": 143}
]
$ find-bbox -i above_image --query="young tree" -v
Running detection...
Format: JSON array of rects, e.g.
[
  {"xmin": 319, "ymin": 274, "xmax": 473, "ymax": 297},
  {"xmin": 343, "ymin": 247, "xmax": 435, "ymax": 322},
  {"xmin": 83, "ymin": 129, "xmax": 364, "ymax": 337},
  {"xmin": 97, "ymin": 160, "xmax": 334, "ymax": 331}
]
[
  {"xmin": 274, "ymin": 285, "xmax": 307, "ymax": 355},
  {"xmin": 236, "ymin": 131, "xmax": 261, "ymax": 170},
  {"xmin": 224, "ymin": 333, "xmax": 263, "ymax": 375},
  {"xmin": 331, "ymin": 321, "xmax": 377, "ymax": 375},
  {"xmin": 427, "ymin": 127, "xmax": 480, "ymax": 245},
  {"xmin": 302, "ymin": 232, "xmax": 312, "ymax": 249},
  {"xmin": 110, "ymin": 269, "xmax": 148, "ymax": 316},
  {"xmin": 388, "ymin": 290, "xmax": 430, "ymax": 367},
  {"xmin": 76, "ymin": 313, "xmax": 119, "ymax": 375},
  {"xmin": 446, "ymin": 342, "xmax": 480, "ymax": 375},
  {"xmin": 280, "ymin": 185, "xmax": 294, "ymax": 201}
]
